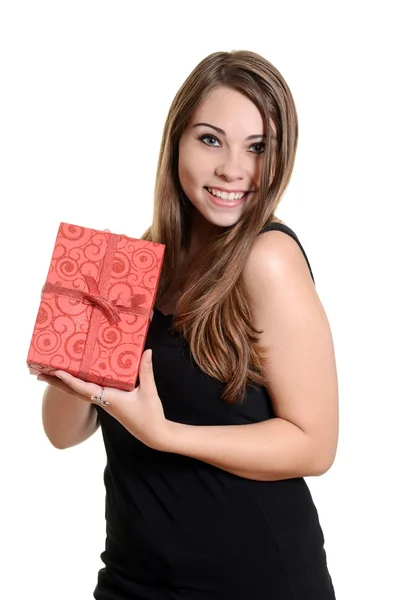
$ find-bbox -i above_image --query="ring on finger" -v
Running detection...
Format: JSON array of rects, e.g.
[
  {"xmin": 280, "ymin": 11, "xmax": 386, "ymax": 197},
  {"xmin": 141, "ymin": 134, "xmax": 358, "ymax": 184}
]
[{"xmin": 90, "ymin": 387, "xmax": 109, "ymax": 407}]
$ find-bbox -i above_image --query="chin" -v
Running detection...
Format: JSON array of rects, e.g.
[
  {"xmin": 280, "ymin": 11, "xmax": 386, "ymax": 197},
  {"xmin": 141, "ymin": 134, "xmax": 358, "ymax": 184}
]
[
  {"xmin": 202, "ymin": 208, "xmax": 243, "ymax": 229},
  {"xmin": 186, "ymin": 192, "xmax": 247, "ymax": 229}
]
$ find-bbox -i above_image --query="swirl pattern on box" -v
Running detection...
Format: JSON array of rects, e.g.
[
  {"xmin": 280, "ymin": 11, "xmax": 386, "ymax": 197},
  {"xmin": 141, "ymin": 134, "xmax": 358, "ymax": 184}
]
[{"xmin": 27, "ymin": 223, "xmax": 165, "ymax": 391}]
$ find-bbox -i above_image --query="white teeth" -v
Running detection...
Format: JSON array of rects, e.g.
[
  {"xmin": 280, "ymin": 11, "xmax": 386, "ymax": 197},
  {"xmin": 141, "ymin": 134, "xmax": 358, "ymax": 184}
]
[{"xmin": 207, "ymin": 187, "xmax": 245, "ymax": 201}]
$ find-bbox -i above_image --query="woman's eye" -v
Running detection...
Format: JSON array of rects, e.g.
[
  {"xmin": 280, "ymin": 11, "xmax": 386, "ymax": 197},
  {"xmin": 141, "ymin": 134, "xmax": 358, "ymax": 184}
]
[
  {"xmin": 199, "ymin": 134, "xmax": 221, "ymax": 147},
  {"xmin": 249, "ymin": 142, "xmax": 265, "ymax": 154},
  {"xmin": 198, "ymin": 135, "xmax": 264, "ymax": 154}
]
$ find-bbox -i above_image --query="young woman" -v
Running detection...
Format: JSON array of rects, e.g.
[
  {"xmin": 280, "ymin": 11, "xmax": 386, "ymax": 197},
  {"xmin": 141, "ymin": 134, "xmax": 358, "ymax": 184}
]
[{"xmin": 40, "ymin": 50, "xmax": 339, "ymax": 599}]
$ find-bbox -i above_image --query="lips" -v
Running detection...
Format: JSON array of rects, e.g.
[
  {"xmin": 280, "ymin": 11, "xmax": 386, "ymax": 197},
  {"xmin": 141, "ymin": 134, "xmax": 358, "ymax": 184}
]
[
  {"xmin": 204, "ymin": 186, "xmax": 251, "ymax": 200},
  {"xmin": 205, "ymin": 186, "xmax": 248, "ymax": 200},
  {"xmin": 204, "ymin": 187, "xmax": 249, "ymax": 208}
]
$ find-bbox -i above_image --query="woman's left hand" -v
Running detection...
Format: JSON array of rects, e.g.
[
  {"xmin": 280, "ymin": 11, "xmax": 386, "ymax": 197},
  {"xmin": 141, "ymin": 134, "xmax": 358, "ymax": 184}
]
[{"xmin": 50, "ymin": 349, "xmax": 171, "ymax": 451}]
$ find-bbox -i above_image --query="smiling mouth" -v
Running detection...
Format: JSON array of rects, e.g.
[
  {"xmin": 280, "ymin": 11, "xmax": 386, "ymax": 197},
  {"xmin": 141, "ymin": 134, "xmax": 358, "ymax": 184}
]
[{"xmin": 204, "ymin": 187, "xmax": 252, "ymax": 201}]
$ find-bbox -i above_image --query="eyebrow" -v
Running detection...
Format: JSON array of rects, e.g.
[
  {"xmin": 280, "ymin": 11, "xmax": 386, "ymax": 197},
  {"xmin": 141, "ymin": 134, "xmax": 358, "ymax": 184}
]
[{"xmin": 192, "ymin": 122, "xmax": 270, "ymax": 141}]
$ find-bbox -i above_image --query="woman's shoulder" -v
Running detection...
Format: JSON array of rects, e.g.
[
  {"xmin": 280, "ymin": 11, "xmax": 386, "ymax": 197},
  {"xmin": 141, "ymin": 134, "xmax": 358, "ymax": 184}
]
[
  {"xmin": 256, "ymin": 217, "xmax": 298, "ymax": 245},
  {"xmin": 248, "ymin": 218, "xmax": 315, "ymax": 284}
]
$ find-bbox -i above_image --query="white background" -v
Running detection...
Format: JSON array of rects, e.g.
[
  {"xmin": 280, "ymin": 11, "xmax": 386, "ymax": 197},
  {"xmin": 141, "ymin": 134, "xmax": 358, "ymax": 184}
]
[{"xmin": 1, "ymin": 1, "xmax": 399, "ymax": 598}]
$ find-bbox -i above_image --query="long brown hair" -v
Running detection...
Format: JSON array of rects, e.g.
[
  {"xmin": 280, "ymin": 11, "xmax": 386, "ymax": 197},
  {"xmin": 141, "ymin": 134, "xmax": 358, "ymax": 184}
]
[{"xmin": 141, "ymin": 50, "xmax": 298, "ymax": 404}]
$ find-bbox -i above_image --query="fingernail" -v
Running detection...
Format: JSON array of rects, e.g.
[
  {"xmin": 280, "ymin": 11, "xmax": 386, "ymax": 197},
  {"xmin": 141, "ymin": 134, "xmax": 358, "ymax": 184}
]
[{"xmin": 146, "ymin": 349, "xmax": 152, "ymax": 361}]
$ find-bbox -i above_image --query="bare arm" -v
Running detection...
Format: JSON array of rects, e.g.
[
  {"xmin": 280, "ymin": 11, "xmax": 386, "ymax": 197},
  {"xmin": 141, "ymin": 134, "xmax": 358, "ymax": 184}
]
[
  {"xmin": 41, "ymin": 376, "xmax": 100, "ymax": 449},
  {"xmin": 164, "ymin": 230, "xmax": 339, "ymax": 480}
]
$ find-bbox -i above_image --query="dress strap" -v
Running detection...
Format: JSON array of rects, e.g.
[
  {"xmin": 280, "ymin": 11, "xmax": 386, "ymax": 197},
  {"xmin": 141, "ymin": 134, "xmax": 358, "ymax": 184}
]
[{"xmin": 258, "ymin": 222, "xmax": 315, "ymax": 283}]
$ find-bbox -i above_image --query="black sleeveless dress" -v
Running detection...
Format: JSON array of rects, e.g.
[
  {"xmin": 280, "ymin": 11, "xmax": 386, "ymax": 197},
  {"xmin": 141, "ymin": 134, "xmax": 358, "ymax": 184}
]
[{"xmin": 93, "ymin": 222, "xmax": 336, "ymax": 599}]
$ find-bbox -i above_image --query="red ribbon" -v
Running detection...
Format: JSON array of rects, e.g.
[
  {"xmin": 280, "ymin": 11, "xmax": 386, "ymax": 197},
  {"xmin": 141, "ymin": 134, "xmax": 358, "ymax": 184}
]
[
  {"xmin": 41, "ymin": 231, "xmax": 151, "ymax": 380},
  {"xmin": 42, "ymin": 276, "xmax": 150, "ymax": 325}
]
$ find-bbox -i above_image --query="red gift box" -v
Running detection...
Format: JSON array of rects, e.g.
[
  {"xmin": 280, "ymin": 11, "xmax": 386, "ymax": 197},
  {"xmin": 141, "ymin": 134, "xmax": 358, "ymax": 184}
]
[{"xmin": 27, "ymin": 223, "xmax": 165, "ymax": 391}]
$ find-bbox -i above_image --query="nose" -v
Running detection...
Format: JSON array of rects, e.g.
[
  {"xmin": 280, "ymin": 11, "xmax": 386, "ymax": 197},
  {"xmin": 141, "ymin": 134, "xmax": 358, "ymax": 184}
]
[{"xmin": 215, "ymin": 152, "xmax": 245, "ymax": 182}]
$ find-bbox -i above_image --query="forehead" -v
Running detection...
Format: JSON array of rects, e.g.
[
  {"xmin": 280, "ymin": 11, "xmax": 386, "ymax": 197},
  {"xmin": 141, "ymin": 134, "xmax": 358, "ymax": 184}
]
[{"xmin": 189, "ymin": 86, "xmax": 265, "ymax": 134}]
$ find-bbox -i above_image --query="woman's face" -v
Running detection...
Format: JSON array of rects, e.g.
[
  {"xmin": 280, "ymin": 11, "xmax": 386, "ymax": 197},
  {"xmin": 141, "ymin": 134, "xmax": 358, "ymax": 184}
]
[{"xmin": 178, "ymin": 86, "xmax": 270, "ymax": 229}]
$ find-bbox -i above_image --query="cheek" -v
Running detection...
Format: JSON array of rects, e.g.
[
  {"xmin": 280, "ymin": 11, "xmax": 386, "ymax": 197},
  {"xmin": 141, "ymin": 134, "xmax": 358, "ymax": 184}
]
[
  {"xmin": 178, "ymin": 155, "xmax": 195, "ymax": 191},
  {"xmin": 178, "ymin": 160, "xmax": 198, "ymax": 205},
  {"xmin": 178, "ymin": 141, "xmax": 207, "ymax": 187}
]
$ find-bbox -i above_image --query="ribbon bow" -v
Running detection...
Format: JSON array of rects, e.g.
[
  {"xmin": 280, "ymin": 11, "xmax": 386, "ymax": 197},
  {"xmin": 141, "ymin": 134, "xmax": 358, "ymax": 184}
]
[{"xmin": 42, "ymin": 275, "xmax": 150, "ymax": 325}]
